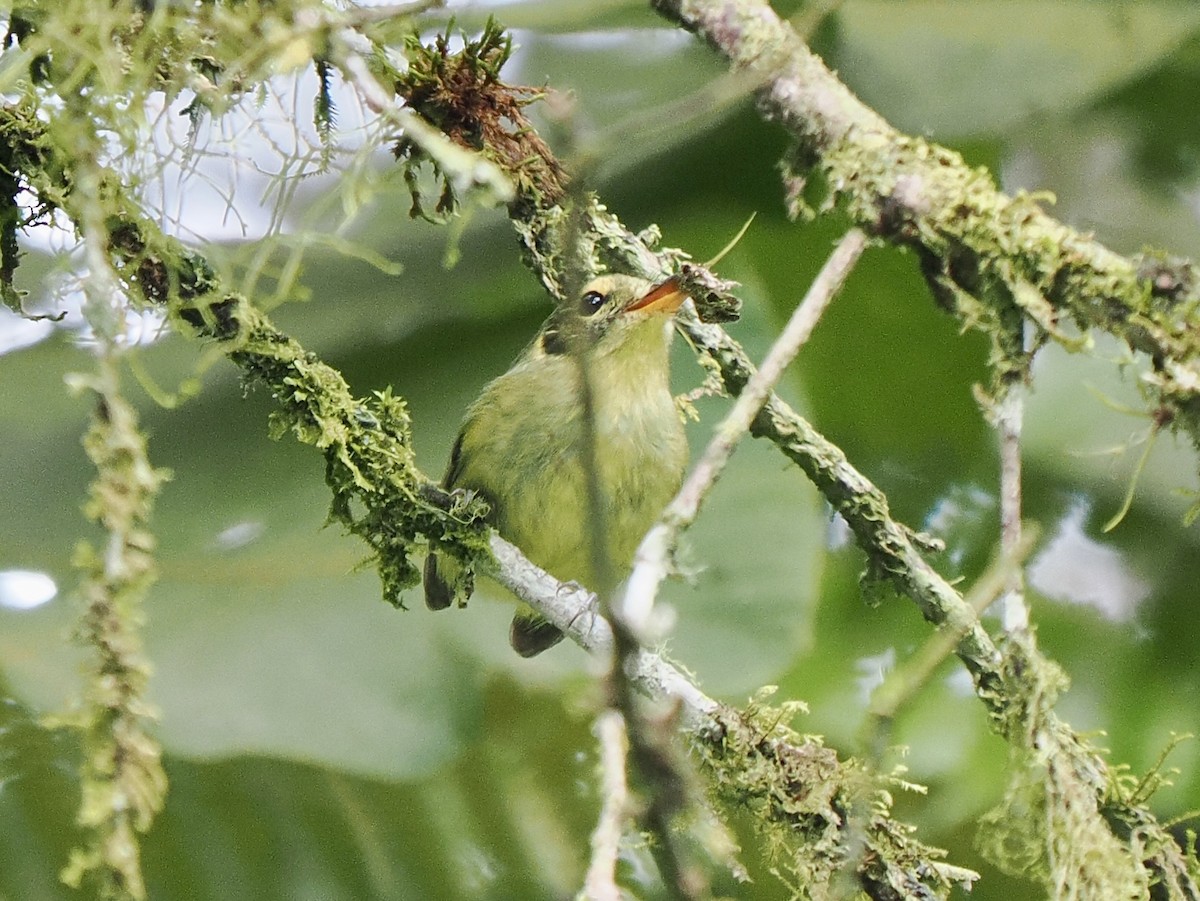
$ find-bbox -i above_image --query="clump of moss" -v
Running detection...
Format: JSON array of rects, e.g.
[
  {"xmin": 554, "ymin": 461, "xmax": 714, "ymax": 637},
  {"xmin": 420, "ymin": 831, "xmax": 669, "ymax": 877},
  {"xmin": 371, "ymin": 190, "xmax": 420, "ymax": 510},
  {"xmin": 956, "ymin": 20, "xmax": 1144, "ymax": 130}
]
[
  {"xmin": 393, "ymin": 17, "xmax": 566, "ymax": 220},
  {"xmin": 694, "ymin": 690, "xmax": 975, "ymax": 899}
]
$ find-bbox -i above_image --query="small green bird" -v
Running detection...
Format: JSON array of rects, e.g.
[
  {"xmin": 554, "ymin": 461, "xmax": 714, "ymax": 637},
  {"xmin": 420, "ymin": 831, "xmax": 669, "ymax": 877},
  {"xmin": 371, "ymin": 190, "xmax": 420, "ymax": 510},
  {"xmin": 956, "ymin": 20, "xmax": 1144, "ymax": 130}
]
[{"xmin": 424, "ymin": 274, "xmax": 689, "ymax": 656}]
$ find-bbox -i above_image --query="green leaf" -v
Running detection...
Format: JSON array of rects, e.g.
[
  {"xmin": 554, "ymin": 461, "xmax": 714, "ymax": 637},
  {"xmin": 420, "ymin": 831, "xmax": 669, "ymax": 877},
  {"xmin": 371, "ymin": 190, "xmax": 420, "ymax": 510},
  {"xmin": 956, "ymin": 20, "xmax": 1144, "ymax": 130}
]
[{"xmin": 835, "ymin": 0, "xmax": 1200, "ymax": 138}]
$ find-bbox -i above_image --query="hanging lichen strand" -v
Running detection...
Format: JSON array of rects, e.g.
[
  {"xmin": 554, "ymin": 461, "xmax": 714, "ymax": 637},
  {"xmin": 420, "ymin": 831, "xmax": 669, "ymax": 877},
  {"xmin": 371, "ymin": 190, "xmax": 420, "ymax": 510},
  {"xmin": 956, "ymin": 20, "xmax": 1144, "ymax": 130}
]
[{"xmin": 61, "ymin": 364, "xmax": 169, "ymax": 901}]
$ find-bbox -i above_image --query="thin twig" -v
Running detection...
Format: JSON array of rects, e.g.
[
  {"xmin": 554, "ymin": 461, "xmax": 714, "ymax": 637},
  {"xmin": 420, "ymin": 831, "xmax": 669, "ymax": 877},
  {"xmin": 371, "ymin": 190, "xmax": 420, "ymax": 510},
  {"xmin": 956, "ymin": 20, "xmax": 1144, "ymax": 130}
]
[
  {"xmin": 995, "ymin": 385, "xmax": 1029, "ymax": 632},
  {"xmin": 546, "ymin": 144, "xmax": 708, "ymax": 898},
  {"xmin": 621, "ymin": 228, "xmax": 868, "ymax": 632},
  {"xmin": 583, "ymin": 711, "xmax": 631, "ymax": 901},
  {"xmin": 862, "ymin": 526, "xmax": 1039, "ymax": 762},
  {"xmin": 487, "ymin": 534, "xmax": 720, "ymax": 722}
]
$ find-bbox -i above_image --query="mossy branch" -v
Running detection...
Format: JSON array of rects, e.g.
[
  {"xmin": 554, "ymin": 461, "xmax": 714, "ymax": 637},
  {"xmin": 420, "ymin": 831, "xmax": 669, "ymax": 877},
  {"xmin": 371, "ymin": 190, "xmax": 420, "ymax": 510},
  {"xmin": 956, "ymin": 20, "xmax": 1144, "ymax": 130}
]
[
  {"xmin": 488, "ymin": 535, "xmax": 979, "ymax": 898},
  {"xmin": 104, "ymin": 211, "xmax": 495, "ymax": 607},
  {"xmin": 647, "ymin": 1, "xmax": 1200, "ymax": 895},
  {"xmin": 653, "ymin": 0, "xmax": 1200, "ymax": 457}
]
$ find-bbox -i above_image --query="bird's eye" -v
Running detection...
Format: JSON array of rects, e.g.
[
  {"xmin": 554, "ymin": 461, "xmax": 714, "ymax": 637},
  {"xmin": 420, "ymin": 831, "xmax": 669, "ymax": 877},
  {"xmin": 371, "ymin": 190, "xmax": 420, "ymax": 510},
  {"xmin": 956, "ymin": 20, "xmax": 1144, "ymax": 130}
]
[{"xmin": 579, "ymin": 290, "xmax": 605, "ymax": 317}]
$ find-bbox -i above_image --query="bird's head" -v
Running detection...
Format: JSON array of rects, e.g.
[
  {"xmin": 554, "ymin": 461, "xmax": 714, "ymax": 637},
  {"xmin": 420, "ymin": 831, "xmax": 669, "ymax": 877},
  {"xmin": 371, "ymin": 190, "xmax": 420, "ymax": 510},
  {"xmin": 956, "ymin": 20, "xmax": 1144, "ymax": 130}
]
[{"xmin": 538, "ymin": 274, "xmax": 688, "ymax": 359}]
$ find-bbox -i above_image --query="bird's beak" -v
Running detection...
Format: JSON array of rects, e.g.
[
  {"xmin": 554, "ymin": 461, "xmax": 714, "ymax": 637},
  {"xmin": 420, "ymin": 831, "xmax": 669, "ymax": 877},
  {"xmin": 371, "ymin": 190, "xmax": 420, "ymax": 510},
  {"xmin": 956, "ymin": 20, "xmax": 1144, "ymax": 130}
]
[{"xmin": 625, "ymin": 278, "xmax": 687, "ymax": 314}]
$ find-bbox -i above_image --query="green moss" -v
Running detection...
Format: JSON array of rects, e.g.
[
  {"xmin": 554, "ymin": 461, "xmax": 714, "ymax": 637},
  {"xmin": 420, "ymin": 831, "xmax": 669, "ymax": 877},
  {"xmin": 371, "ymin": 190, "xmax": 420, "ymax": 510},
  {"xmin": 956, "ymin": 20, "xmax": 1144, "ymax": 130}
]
[
  {"xmin": 694, "ymin": 692, "xmax": 975, "ymax": 899},
  {"xmin": 977, "ymin": 636, "xmax": 1155, "ymax": 900},
  {"xmin": 219, "ymin": 303, "xmax": 493, "ymax": 608},
  {"xmin": 392, "ymin": 17, "xmax": 566, "ymax": 223}
]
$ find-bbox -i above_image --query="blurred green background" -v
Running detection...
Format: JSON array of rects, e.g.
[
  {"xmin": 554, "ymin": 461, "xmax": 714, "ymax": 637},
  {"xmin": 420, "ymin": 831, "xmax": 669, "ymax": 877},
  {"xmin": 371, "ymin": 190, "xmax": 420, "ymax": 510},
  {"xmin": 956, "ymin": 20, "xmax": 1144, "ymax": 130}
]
[{"xmin": 4, "ymin": 1, "xmax": 1200, "ymax": 898}]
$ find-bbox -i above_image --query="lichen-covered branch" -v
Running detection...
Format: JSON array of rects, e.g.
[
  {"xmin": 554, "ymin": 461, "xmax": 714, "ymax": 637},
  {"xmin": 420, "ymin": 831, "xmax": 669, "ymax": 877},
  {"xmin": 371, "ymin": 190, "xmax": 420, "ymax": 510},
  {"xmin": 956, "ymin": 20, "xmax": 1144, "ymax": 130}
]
[
  {"xmin": 652, "ymin": 0, "xmax": 1200, "ymax": 461},
  {"xmin": 639, "ymin": 1, "xmax": 1200, "ymax": 895},
  {"xmin": 688, "ymin": 259, "xmax": 1200, "ymax": 899}
]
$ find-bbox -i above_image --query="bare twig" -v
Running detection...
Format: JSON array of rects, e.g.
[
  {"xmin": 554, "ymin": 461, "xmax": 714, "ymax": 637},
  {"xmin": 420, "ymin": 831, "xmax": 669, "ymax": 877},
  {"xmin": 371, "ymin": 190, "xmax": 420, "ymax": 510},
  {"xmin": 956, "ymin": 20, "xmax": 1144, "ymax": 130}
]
[
  {"xmin": 583, "ymin": 711, "xmax": 631, "ymax": 901},
  {"xmin": 621, "ymin": 228, "xmax": 867, "ymax": 633},
  {"xmin": 533, "ymin": 145, "xmax": 711, "ymax": 897},
  {"xmin": 487, "ymin": 533, "xmax": 719, "ymax": 722},
  {"xmin": 994, "ymin": 386, "xmax": 1029, "ymax": 632},
  {"xmin": 862, "ymin": 527, "xmax": 1039, "ymax": 763}
]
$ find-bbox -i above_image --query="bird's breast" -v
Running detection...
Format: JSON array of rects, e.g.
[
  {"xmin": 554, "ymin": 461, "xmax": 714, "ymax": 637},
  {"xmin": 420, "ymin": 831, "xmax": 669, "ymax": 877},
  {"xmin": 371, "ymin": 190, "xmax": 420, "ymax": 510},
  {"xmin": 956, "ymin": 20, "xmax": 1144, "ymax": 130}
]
[{"xmin": 457, "ymin": 361, "xmax": 686, "ymax": 587}]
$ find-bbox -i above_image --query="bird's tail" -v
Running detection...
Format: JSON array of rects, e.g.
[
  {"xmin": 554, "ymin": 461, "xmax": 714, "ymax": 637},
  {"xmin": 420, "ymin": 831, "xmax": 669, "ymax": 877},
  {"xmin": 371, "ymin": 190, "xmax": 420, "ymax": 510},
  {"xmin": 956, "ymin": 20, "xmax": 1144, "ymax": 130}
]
[
  {"xmin": 427, "ymin": 553, "xmax": 564, "ymax": 656},
  {"xmin": 423, "ymin": 552, "xmax": 455, "ymax": 610},
  {"xmin": 509, "ymin": 607, "xmax": 564, "ymax": 657}
]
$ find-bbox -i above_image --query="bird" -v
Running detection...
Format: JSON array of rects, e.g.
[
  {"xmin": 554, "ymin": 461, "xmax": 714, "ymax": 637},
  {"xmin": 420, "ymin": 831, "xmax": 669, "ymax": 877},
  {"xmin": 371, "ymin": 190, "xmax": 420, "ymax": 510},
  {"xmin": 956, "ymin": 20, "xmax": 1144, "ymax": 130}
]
[{"xmin": 424, "ymin": 273, "xmax": 689, "ymax": 656}]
